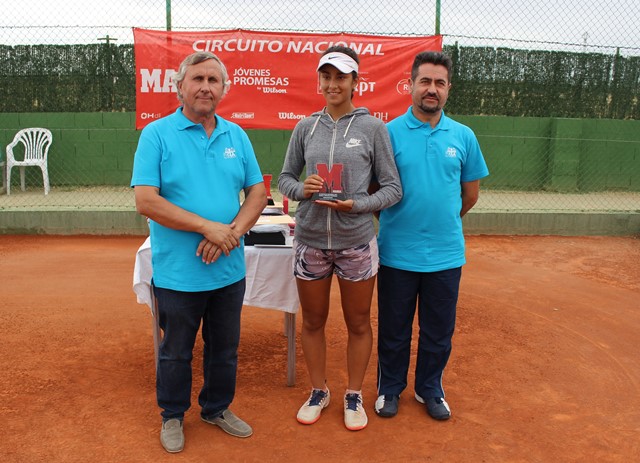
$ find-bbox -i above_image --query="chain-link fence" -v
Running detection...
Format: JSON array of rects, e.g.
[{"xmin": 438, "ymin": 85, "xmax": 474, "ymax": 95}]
[{"xmin": 1, "ymin": 0, "xmax": 639, "ymax": 215}]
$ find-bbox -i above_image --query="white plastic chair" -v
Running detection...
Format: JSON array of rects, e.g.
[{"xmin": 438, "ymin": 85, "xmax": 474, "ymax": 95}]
[
  {"xmin": 5, "ymin": 128, "xmax": 53, "ymax": 195},
  {"xmin": 0, "ymin": 157, "xmax": 5, "ymax": 194}
]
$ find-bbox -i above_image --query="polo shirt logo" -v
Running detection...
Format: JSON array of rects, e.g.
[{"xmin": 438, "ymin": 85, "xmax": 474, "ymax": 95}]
[
  {"xmin": 224, "ymin": 147, "xmax": 237, "ymax": 159},
  {"xmin": 445, "ymin": 147, "xmax": 457, "ymax": 158}
]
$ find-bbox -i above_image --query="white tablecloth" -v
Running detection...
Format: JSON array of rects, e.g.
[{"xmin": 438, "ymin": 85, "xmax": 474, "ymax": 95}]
[
  {"xmin": 133, "ymin": 236, "xmax": 299, "ymax": 313},
  {"xmin": 132, "ymin": 235, "xmax": 299, "ymax": 386}
]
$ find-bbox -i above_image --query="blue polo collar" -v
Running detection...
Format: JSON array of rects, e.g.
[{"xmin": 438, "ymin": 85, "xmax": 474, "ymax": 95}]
[
  {"xmin": 174, "ymin": 107, "xmax": 229, "ymax": 135},
  {"xmin": 404, "ymin": 106, "xmax": 450, "ymax": 131}
]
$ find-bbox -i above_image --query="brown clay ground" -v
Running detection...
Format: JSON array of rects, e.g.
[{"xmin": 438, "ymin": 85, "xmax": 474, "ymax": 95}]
[{"xmin": 1, "ymin": 234, "xmax": 639, "ymax": 462}]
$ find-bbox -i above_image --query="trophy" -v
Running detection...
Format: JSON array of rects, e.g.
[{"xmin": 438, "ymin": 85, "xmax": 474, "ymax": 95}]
[
  {"xmin": 312, "ymin": 163, "xmax": 346, "ymax": 201},
  {"xmin": 262, "ymin": 174, "xmax": 274, "ymax": 205}
]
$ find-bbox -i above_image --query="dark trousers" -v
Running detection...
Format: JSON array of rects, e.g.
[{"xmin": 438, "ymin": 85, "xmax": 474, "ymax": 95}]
[
  {"xmin": 154, "ymin": 279, "xmax": 245, "ymax": 421},
  {"xmin": 376, "ymin": 265, "xmax": 461, "ymax": 399}
]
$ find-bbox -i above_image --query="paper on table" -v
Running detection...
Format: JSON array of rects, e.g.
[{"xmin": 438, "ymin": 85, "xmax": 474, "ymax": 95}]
[
  {"xmin": 262, "ymin": 201, "xmax": 284, "ymax": 215},
  {"xmin": 256, "ymin": 214, "xmax": 295, "ymax": 225},
  {"xmin": 250, "ymin": 224, "xmax": 289, "ymax": 234}
]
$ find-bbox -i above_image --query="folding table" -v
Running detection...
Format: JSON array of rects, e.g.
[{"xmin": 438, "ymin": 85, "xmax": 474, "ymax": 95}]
[{"xmin": 133, "ymin": 235, "xmax": 299, "ymax": 386}]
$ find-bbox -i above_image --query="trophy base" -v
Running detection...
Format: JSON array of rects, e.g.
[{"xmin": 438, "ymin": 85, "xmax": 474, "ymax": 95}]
[{"xmin": 312, "ymin": 192, "xmax": 346, "ymax": 201}]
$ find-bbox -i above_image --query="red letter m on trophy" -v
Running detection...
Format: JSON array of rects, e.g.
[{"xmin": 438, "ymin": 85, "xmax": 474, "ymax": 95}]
[{"xmin": 316, "ymin": 163, "xmax": 344, "ymax": 194}]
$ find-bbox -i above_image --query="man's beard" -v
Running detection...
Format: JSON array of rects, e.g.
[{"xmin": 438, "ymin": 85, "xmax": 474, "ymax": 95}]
[
  {"xmin": 417, "ymin": 94, "xmax": 441, "ymax": 114},
  {"xmin": 418, "ymin": 102, "xmax": 441, "ymax": 114}
]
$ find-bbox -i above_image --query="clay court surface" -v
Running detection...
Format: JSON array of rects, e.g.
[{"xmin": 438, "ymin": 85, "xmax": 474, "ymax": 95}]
[{"xmin": 1, "ymin": 234, "xmax": 639, "ymax": 462}]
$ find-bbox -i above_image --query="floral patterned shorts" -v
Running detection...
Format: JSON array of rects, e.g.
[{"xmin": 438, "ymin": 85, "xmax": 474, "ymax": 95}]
[{"xmin": 293, "ymin": 236, "xmax": 379, "ymax": 282}]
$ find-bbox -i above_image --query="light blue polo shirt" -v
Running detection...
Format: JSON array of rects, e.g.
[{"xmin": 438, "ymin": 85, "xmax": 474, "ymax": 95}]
[
  {"xmin": 378, "ymin": 107, "xmax": 489, "ymax": 272},
  {"xmin": 131, "ymin": 108, "xmax": 264, "ymax": 291}
]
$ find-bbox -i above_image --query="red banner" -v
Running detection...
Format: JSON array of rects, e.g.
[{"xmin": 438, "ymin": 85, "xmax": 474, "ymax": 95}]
[{"xmin": 134, "ymin": 28, "xmax": 442, "ymax": 130}]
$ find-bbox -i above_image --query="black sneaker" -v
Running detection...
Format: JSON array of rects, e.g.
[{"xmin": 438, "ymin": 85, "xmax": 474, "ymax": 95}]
[
  {"xmin": 415, "ymin": 393, "xmax": 451, "ymax": 420},
  {"xmin": 374, "ymin": 394, "xmax": 400, "ymax": 417}
]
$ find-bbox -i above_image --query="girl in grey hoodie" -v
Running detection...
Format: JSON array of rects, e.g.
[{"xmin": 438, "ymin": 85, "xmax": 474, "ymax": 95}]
[{"xmin": 278, "ymin": 45, "xmax": 402, "ymax": 431}]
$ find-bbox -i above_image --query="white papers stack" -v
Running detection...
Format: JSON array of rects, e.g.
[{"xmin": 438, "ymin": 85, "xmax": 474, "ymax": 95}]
[
  {"xmin": 262, "ymin": 201, "xmax": 284, "ymax": 215},
  {"xmin": 248, "ymin": 223, "xmax": 290, "ymax": 241}
]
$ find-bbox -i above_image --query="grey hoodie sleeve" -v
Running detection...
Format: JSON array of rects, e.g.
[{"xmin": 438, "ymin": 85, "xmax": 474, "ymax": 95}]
[
  {"xmin": 278, "ymin": 121, "xmax": 308, "ymax": 201},
  {"xmin": 350, "ymin": 122, "xmax": 402, "ymax": 214}
]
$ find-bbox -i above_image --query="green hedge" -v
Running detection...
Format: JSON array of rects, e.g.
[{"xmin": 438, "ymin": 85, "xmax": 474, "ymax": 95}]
[{"xmin": 0, "ymin": 44, "xmax": 638, "ymax": 119}]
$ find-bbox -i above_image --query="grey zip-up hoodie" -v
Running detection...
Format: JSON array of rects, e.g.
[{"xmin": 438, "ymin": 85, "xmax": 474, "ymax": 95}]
[{"xmin": 278, "ymin": 107, "xmax": 402, "ymax": 250}]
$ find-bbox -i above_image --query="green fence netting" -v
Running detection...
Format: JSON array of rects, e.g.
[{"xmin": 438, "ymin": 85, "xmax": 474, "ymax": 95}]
[
  {"xmin": 1, "ymin": 44, "xmax": 638, "ymax": 119},
  {"xmin": 0, "ymin": 0, "xmax": 639, "ymax": 213}
]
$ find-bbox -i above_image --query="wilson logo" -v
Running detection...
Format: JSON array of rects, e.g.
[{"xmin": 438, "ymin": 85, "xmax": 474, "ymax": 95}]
[{"xmin": 278, "ymin": 112, "xmax": 306, "ymax": 120}]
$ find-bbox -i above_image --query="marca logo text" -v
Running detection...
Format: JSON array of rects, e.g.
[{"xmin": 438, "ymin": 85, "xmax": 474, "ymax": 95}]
[{"xmin": 139, "ymin": 69, "xmax": 176, "ymax": 93}]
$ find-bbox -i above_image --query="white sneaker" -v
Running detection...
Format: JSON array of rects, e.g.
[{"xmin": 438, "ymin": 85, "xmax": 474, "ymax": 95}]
[
  {"xmin": 296, "ymin": 388, "xmax": 330, "ymax": 424},
  {"xmin": 344, "ymin": 393, "xmax": 368, "ymax": 431}
]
